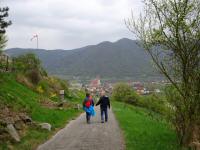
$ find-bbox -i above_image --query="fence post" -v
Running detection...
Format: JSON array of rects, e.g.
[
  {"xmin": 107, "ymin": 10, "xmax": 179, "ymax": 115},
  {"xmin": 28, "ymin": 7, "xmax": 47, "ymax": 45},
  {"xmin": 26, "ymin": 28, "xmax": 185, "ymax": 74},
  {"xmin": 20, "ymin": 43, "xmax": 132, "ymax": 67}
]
[
  {"xmin": 6, "ymin": 55, "xmax": 9, "ymax": 71},
  {"xmin": 59, "ymin": 90, "xmax": 65, "ymax": 102},
  {"xmin": 12, "ymin": 58, "xmax": 15, "ymax": 72}
]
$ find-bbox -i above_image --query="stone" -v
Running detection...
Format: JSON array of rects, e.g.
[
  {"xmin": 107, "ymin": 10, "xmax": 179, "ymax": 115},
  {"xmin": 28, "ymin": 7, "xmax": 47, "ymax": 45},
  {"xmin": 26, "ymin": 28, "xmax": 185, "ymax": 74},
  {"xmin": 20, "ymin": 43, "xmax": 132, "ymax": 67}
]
[
  {"xmin": 40, "ymin": 123, "xmax": 51, "ymax": 131},
  {"xmin": 14, "ymin": 120, "xmax": 25, "ymax": 130},
  {"xmin": 6, "ymin": 124, "xmax": 20, "ymax": 142},
  {"xmin": 4, "ymin": 117, "xmax": 15, "ymax": 124},
  {"xmin": 13, "ymin": 115, "xmax": 21, "ymax": 122},
  {"xmin": 20, "ymin": 114, "xmax": 32, "ymax": 124}
]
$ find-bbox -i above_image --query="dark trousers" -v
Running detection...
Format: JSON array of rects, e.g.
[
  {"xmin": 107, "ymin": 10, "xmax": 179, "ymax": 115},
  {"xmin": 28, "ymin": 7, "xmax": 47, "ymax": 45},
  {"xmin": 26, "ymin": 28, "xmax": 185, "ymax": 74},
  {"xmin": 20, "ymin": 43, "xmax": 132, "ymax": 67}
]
[
  {"xmin": 101, "ymin": 108, "xmax": 108, "ymax": 122},
  {"xmin": 86, "ymin": 112, "xmax": 91, "ymax": 123}
]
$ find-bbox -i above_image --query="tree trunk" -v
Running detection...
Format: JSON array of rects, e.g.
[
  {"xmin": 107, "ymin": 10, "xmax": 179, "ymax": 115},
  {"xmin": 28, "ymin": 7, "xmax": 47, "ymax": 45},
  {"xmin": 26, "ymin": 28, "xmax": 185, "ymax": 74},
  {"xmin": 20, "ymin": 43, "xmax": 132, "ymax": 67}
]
[{"xmin": 181, "ymin": 122, "xmax": 200, "ymax": 148}]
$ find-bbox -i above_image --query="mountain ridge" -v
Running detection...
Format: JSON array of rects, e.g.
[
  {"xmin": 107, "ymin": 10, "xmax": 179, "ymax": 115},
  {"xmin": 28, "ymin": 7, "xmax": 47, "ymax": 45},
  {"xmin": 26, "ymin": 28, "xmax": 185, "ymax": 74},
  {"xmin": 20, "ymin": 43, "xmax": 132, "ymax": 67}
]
[{"xmin": 5, "ymin": 38, "xmax": 161, "ymax": 80}]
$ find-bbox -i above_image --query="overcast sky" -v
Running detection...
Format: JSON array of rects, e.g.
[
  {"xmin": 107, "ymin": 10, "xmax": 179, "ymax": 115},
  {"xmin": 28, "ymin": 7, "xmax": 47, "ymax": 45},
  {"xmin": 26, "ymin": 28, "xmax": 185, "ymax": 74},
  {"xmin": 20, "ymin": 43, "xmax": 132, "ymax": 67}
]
[{"xmin": 1, "ymin": 0, "xmax": 143, "ymax": 50}]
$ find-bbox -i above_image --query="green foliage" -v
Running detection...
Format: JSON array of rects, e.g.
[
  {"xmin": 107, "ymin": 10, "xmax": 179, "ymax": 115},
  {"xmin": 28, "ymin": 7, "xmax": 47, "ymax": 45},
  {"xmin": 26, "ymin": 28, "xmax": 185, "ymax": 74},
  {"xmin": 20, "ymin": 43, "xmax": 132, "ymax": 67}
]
[
  {"xmin": 127, "ymin": 0, "xmax": 200, "ymax": 146},
  {"xmin": 14, "ymin": 53, "xmax": 41, "ymax": 72},
  {"xmin": 0, "ymin": 73, "xmax": 82, "ymax": 149},
  {"xmin": 0, "ymin": 6, "xmax": 11, "ymax": 53},
  {"xmin": 164, "ymin": 86, "xmax": 186, "ymax": 140},
  {"xmin": 14, "ymin": 53, "xmax": 47, "ymax": 85},
  {"xmin": 26, "ymin": 69, "xmax": 41, "ymax": 84},
  {"xmin": 112, "ymin": 82, "xmax": 168, "ymax": 116},
  {"xmin": 0, "ymin": 34, "xmax": 7, "ymax": 52},
  {"xmin": 113, "ymin": 101, "xmax": 180, "ymax": 150},
  {"xmin": 6, "ymin": 38, "xmax": 160, "ymax": 80},
  {"xmin": 112, "ymin": 82, "xmax": 139, "ymax": 104},
  {"xmin": 35, "ymin": 77, "xmax": 69, "ymax": 100},
  {"xmin": 12, "ymin": 53, "xmax": 70, "ymax": 101},
  {"xmin": 138, "ymin": 94, "xmax": 167, "ymax": 115},
  {"xmin": 0, "ymin": 73, "xmax": 38, "ymax": 111},
  {"xmin": 0, "ymin": 35, "xmax": 8, "ymax": 70},
  {"xmin": 0, "ymin": 7, "xmax": 12, "ymax": 34}
]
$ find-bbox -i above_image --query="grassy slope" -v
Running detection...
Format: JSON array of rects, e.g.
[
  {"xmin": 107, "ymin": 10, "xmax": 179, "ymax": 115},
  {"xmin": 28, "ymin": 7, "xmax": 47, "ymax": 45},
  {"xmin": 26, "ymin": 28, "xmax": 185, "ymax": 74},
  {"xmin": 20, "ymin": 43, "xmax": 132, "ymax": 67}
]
[
  {"xmin": 112, "ymin": 102, "xmax": 180, "ymax": 150},
  {"xmin": 0, "ymin": 73, "xmax": 83, "ymax": 150}
]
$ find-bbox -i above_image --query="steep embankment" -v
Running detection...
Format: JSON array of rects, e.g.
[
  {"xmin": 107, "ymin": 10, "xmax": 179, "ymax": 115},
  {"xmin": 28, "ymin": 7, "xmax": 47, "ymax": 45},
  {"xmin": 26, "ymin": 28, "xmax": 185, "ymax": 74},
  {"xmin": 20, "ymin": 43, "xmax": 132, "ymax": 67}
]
[{"xmin": 0, "ymin": 73, "xmax": 83, "ymax": 150}]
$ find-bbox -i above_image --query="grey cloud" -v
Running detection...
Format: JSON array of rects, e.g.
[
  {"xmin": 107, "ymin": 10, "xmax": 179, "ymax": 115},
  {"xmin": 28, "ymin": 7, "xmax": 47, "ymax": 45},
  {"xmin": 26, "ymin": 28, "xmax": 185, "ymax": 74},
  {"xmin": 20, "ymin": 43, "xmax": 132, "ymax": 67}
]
[{"xmin": 2, "ymin": 0, "xmax": 143, "ymax": 49}]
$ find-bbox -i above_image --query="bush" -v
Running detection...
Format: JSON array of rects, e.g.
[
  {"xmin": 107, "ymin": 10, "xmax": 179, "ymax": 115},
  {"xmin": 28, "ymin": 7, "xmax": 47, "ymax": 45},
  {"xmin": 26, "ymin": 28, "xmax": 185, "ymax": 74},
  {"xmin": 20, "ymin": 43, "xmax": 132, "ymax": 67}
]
[
  {"xmin": 13, "ymin": 53, "xmax": 69, "ymax": 101},
  {"xmin": 34, "ymin": 77, "xmax": 69, "ymax": 101},
  {"xmin": 13, "ymin": 53, "xmax": 45, "ymax": 85},
  {"xmin": 112, "ymin": 82, "xmax": 139, "ymax": 104},
  {"xmin": 16, "ymin": 73, "xmax": 34, "ymax": 89},
  {"xmin": 14, "ymin": 53, "xmax": 41, "ymax": 72},
  {"xmin": 112, "ymin": 82, "xmax": 168, "ymax": 115},
  {"xmin": 137, "ymin": 94, "xmax": 167, "ymax": 115},
  {"xmin": 37, "ymin": 80, "xmax": 49, "ymax": 94},
  {"xmin": 26, "ymin": 69, "xmax": 41, "ymax": 84}
]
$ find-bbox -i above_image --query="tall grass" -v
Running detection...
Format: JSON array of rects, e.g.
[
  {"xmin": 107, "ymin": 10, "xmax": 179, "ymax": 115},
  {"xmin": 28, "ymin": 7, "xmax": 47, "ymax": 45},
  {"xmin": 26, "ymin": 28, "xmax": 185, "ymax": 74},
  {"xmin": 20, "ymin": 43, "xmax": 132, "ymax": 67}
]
[{"xmin": 112, "ymin": 101, "xmax": 180, "ymax": 150}]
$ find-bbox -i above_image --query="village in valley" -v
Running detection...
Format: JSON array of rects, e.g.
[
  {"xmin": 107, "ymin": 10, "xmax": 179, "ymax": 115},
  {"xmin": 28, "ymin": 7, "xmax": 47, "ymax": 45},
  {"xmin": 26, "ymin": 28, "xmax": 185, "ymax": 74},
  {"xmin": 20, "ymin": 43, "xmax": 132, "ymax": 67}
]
[{"xmin": 70, "ymin": 76, "xmax": 169, "ymax": 97}]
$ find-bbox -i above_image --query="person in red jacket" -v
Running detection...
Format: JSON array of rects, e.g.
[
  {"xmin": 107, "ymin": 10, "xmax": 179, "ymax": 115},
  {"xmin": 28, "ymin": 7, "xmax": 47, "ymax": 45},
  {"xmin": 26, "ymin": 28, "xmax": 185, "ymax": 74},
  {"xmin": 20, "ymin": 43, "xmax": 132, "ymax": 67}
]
[{"xmin": 83, "ymin": 93, "xmax": 94, "ymax": 124}]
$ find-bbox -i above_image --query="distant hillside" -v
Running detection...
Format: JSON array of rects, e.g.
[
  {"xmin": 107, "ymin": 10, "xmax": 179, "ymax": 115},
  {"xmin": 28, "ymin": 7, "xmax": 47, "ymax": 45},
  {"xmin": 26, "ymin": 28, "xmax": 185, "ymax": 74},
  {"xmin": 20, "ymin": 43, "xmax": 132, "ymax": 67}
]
[{"xmin": 6, "ymin": 38, "xmax": 161, "ymax": 80}]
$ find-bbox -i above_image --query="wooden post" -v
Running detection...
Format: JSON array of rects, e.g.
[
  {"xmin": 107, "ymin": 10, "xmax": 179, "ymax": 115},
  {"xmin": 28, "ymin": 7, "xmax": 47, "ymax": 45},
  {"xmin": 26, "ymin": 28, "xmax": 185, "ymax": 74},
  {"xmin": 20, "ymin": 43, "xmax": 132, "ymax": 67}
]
[
  {"xmin": 59, "ymin": 90, "xmax": 65, "ymax": 102},
  {"xmin": 12, "ymin": 58, "xmax": 15, "ymax": 72},
  {"xmin": 6, "ymin": 55, "xmax": 9, "ymax": 71}
]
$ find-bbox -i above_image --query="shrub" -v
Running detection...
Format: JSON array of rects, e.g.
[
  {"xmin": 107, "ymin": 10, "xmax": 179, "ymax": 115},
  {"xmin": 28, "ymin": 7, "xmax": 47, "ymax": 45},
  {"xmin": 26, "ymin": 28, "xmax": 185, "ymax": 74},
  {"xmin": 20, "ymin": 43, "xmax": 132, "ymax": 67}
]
[
  {"xmin": 26, "ymin": 69, "xmax": 41, "ymax": 84},
  {"xmin": 138, "ymin": 94, "xmax": 167, "ymax": 115},
  {"xmin": 112, "ymin": 82, "xmax": 168, "ymax": 115},
  {"xmin": 112, "ymin": 82, "xmax": 139, "ymax": 104},
  {"xmin": 14, "ymin": 53, "xmax": 45, "ymax": 85},
  {"xmin": 16, "ymin": 73, "xmax": 34, "ymax": 89},
  {"xmin": 14, "ymin": 53, "xmax": 41, "ymax": 72},
  {"xmin": 36, "ymin": 85, "xmax": 44, "ymax": 94},
  {"xmin": 34, "ymin": 77, "xmax": 69, "ymax": 100},
  {"xmin": 13, "ymin": 53, "xmax": 69, "ymax": 100}
]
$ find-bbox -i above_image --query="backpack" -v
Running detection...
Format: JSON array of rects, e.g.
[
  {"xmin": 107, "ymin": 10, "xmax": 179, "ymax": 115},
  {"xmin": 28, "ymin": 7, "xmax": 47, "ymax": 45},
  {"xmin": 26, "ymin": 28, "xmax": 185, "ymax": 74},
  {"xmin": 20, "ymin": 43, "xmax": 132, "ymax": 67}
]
[{"xmin": 85, "ymin": 97, "xmax": 92, "ymax": 108}]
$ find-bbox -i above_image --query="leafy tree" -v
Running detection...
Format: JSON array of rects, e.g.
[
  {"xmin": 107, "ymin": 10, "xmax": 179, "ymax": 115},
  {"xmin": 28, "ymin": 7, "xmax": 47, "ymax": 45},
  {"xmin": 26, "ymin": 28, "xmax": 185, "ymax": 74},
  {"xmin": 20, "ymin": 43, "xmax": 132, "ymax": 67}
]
[
  {"xmin": 112, "ymin": 82, "xmax": 138, "ymax": 104},
  {"xmin": 0, "ymin": 6, "xmax": 11, "ymax": 53},
  {"xmin": 126, "ymin": 0, "xmax": 200, "ymax": 147}
]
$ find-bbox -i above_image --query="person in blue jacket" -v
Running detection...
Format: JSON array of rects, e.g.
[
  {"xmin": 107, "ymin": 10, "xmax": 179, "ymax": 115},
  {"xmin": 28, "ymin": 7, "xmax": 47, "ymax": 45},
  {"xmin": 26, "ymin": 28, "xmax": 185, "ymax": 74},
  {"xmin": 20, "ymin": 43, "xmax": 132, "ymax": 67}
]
[
  {"xmin": 83, "ymin": 93, "xmax": 95, "ymax": 124},
  {"xmin": 96, "ymin": 91, "xmax": 110, "ymax": 123}
]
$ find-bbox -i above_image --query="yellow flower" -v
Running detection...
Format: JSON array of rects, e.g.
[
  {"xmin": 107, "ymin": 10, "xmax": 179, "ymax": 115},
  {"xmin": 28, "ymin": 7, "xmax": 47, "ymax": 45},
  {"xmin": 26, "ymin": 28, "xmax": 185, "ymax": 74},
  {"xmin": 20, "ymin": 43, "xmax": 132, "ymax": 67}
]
[
  {"xmin": 50, "ymin": 92, "xmax": 57, "ymax": 98},
  {"xmin": 36, "ymin": 86, "xmax": 44, "ymax": 94}
]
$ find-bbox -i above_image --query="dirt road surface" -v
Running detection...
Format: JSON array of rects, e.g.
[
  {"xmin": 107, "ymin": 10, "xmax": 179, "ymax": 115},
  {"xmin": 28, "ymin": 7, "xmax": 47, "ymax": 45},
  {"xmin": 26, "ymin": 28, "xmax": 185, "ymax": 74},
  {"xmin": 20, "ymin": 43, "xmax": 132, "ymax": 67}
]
[{"xmin": 37, "ymin": 107, "xmax": 125, "ymax": 150}]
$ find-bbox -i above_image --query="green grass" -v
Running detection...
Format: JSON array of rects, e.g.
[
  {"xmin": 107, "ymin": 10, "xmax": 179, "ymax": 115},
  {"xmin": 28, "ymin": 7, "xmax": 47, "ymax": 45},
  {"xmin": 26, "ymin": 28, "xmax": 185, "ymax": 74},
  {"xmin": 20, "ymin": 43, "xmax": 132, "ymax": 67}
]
[
  {"xmin": 0, "ymin": 73, "xmax": 83, "ymax": 150},
  {"xmin": 112, "ymin": 101, "xmax": 180, "ymax": 150}
]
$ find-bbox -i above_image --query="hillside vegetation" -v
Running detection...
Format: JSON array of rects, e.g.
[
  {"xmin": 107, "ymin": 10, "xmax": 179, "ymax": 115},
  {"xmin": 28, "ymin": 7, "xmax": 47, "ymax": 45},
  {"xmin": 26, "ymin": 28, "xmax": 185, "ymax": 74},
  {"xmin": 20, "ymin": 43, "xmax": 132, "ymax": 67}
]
[
  {"xmin": 113, "ymin": 102, "xmax": 180, "ymax": 150},
  {"xmin": 0, "ymin": 53, "xmax": 84, "ymax": 150},
  {"xmin": 6, "ymin": 38, "xmax": 162, "ymax": 80},
  {"xmin": 0, "ymin": 73, "xmax": 84, "ymax": 150}
]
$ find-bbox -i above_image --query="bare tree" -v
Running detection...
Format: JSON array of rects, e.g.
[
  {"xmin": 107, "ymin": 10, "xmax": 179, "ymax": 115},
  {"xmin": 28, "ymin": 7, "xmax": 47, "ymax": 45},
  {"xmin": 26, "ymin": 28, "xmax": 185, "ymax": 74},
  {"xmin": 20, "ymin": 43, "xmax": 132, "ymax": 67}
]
[{"xmin": 126, "ymin": 0, "xmax": 200, "ymax": 147}]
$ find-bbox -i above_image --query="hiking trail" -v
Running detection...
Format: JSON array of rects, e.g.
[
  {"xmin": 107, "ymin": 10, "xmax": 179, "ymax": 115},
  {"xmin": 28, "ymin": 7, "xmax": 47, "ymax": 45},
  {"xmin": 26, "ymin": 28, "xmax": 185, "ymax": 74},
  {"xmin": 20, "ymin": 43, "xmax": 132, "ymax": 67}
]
[{"xmin": 37, "ymin": 107, "xmax": 125, "ymax": 150}]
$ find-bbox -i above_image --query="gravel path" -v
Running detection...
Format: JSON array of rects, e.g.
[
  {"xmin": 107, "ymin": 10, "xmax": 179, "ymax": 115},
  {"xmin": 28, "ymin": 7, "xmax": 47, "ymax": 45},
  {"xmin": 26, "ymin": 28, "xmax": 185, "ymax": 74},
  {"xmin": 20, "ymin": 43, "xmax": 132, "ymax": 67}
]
[{"xmin": 37, "ymin": 107, "xmax": 125, "ymax": 150}]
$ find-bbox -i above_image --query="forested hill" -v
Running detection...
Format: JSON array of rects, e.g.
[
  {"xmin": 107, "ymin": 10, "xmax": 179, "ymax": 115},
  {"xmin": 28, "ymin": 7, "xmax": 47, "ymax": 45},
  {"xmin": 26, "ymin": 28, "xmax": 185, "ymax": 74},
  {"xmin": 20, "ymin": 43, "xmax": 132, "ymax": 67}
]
[{"xmin": 6, "ymin": 38, "xmax": 160, "ymax": 79}]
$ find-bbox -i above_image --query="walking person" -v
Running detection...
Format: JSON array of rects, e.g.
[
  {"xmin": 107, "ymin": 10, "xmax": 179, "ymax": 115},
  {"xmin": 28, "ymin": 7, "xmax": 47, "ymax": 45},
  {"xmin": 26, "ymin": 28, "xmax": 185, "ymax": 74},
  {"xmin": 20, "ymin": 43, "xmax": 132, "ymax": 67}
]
[
  {"xmin": 83, "ymin": 93, "xmax": 95, "ymax": 124},
  {"xmin": 96, "ymin": 91, "xmax": 110, "ymax": 123}
]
